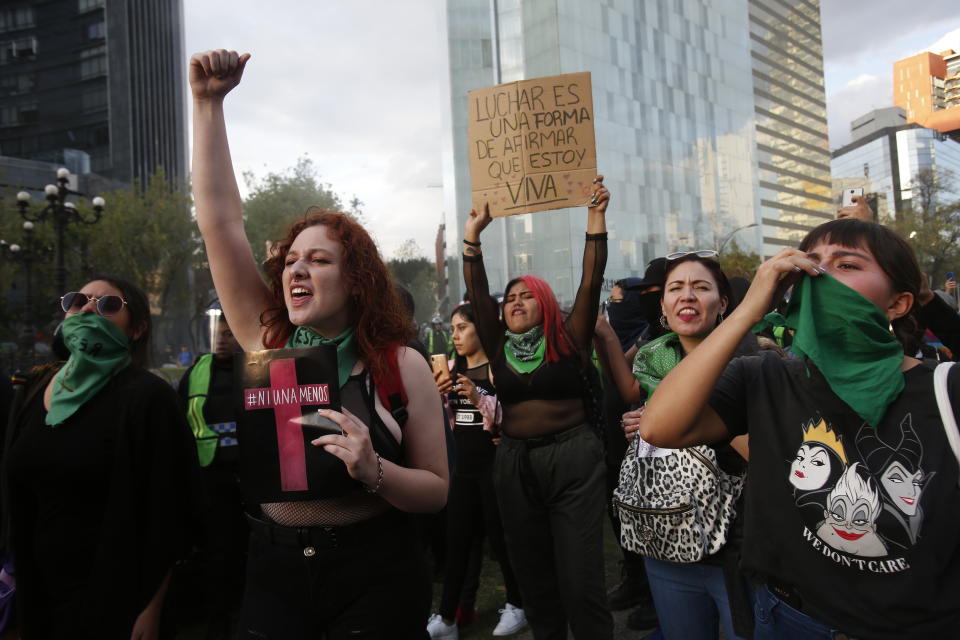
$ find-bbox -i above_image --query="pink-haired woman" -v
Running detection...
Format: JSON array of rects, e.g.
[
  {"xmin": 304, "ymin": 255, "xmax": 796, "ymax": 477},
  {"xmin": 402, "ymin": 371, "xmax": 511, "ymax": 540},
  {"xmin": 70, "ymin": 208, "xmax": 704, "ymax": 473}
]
[{"xmin": 460, "ymin": 178, "xmax": 613, "ymax": 640}]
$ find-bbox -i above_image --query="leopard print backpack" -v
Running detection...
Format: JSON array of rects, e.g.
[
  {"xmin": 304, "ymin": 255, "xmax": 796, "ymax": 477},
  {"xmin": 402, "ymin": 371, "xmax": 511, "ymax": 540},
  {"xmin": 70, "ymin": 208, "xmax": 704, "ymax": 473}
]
[{"xmin": 613, "ymin": 437, "xmax": 744, "ymax": 563}]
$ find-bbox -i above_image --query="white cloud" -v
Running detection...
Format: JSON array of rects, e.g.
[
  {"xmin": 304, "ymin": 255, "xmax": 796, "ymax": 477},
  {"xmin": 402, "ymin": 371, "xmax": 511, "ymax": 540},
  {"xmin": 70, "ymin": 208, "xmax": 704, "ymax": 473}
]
[
  {"xmin": 827, "ymin": 74, "xmax": 891, "ymax": 150},
  {"xmin": 914, "ymin": 27, "xmax": 960, "ymax": 56}
]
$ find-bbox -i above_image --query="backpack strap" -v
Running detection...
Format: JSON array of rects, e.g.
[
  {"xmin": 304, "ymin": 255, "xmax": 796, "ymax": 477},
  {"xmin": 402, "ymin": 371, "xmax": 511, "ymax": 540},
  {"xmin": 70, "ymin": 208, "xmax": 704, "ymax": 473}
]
[
  {"xmin": 934, "ymin": 362, "xmax": 960, "ymax": 488},
  {"xmin": 372, "ymin": 345, "xmax": 409, "ymax": 427}
]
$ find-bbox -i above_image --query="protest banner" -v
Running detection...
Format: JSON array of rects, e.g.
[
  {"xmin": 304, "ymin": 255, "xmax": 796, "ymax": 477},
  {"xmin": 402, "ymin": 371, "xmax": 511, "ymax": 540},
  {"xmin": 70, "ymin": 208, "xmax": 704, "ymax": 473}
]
[{"xmin": 468, "ymin": 71, "xmax": 596, "ymax": 217}]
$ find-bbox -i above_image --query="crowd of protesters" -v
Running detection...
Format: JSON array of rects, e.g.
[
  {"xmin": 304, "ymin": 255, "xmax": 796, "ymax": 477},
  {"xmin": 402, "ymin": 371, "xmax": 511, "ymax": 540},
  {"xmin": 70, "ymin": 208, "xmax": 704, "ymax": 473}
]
[{"xmin": 0, "ymin": 48, "xmax": 956, "ymax": 640}]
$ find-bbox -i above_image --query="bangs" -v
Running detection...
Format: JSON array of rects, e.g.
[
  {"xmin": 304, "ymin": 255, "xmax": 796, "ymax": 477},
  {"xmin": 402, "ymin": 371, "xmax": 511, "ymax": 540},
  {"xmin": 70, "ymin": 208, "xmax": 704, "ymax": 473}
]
[{"xmin": 799, "ymin": 219, "xmax": 876, "ymax": 253}]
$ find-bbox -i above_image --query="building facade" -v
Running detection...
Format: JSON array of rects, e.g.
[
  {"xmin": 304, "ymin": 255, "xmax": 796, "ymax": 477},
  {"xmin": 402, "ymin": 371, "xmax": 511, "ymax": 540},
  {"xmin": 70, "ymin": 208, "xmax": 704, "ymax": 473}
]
[
  {"xmin": 894, "ymin": 49, "xmax": 960, "ymax": 138},
  {"xmin": 440, "ymin": 0, "xmax": 832, "ymax": 304},
  {"xmin": 831, "ymin": 120, "xmax": 960, "ymax": 219},
  {"xmin": 0, "ymin": 0, "xmax": 186, "ymax": 186}
]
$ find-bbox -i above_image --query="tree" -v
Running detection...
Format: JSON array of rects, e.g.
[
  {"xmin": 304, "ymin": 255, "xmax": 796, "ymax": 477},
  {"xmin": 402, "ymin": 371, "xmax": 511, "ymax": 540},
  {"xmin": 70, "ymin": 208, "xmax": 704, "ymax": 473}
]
[
  {"xmin": 387, "ymin": 239, "xmax": 439, "ymax": 325},
  {"xmin": 719, "ymin": 239, "xmax": 761, "ymax": 280},
  {"xmin": 242, "ymin": 156, "xmax": 363, "ymax": 264},
  {"xmin": 883, "ymin": 168, "xmax": 960, "ymax": 283}
]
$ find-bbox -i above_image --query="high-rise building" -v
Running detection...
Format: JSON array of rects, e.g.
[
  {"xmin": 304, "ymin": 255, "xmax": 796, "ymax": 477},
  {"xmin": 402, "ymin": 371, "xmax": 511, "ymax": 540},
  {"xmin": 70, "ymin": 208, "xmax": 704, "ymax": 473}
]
[
  {"xmin": 831, "ymin": 111, "xmax": 960, "ymax": 220},
  {"xmin": 440, "ymin": 0, "xmax": 832, "ymax": 304},
  {"xmin": 0, "ymin": 0, "xmax": 186, "ymax": 185},
  {"xmin": 893, "ymin": 49, "xmax": 960, "ymax": 139}
]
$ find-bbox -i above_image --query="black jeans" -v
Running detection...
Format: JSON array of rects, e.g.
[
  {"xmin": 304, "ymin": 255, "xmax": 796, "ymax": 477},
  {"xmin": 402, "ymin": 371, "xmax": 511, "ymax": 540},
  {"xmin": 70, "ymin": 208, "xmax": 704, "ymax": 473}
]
[
  {"xmin": 239, "ymin": 511, "xmax": 430, "ymax": 639},
  {"xmin": 494, "ymin": 424, "xmax": 613, "ymax": 640},
  {"xmin": 438, "ymin": 469, "xmax": 522, "ymax": 619}
]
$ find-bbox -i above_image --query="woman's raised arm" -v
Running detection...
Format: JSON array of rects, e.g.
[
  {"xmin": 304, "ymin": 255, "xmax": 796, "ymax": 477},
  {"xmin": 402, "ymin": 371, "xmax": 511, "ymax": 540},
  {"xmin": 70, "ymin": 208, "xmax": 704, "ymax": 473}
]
[{"xmin": 190, "ymin": 49, "xmax": 273, "ymax": 350}]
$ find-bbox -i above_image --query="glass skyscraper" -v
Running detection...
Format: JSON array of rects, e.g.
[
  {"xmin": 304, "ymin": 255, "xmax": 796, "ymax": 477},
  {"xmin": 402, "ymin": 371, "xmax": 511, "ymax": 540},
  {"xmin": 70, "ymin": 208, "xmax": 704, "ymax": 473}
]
[{"xmin": 440, "ymin": 0, "xmax": 832, "ymax": 304}]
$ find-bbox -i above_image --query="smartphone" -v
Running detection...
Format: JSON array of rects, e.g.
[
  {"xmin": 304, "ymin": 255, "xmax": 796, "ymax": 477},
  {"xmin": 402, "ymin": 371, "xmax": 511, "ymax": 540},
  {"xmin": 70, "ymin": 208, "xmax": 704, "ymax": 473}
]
[
  {"xmin": 948, "ymin": 272, "xmax": 955, "ymax": 281},
  {"xmin": 294, "ymin": 411, "xmax": 342, "ymax": 438},
  {"xmin": 431, "ymin": 354, "xmax": 451, "ymax": 384},
  {"xmin": 842, "ymin": 187, "xmax": 864, "ymax": 208}
]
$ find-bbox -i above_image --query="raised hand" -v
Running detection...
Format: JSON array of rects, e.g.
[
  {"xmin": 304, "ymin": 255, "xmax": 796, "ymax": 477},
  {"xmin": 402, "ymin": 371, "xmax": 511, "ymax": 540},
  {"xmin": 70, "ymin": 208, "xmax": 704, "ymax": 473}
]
[
  {"xmin": 464, "ymin": 203, "xmax": 493, "ymax": 244},
  {"xmin": 735, "ymin": 248, "xmax": 823, "ymax": 324},
  {"xmin": 588, "ymin": 174, "xmax": 610, "ymax": 215},
  {"xmin": 189, "ymin": 49, "xmax": 251, "ymax": 101}
]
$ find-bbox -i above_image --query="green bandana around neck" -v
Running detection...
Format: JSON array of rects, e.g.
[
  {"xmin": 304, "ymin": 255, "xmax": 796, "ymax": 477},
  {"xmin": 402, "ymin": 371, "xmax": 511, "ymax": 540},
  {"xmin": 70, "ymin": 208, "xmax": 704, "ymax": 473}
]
[
  {"xmin": 286, "ymin": 326, "xmax": 358, "ymax": 388},
  {"xmin": 46, "ymin": 313, "xmax": 132, "ymax": 426},
  {"xmin": 631, "ymin": 332, "xmax": 682, "ymax": 397},
  {"xmin": 752, "ymin": 273, "xmax": 904, "ymax": 428},
  {"xmin": 504, "ymin": 325, "xmax": 545, "ymax": 374}
]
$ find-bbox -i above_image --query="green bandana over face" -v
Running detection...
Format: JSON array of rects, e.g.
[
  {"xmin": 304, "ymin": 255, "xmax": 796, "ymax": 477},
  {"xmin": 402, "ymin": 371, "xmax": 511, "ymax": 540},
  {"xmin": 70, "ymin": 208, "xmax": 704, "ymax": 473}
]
[
  {"xmin": 753, "ymin": 273, "xmax": 904, "ymax": 428},
  {"xmin": 286, "ymin": 326, "xmax": 358, "ymax": 388},
  {"xmin": 504, "ymin": 325, "xmax": 545, "ymax": 374},
  {"xmin": 631, "ymin": 332, "xmax": 683, "ymax": 397},
  {"xmin": 46, "ymin": 313, "xmax": 132, "ymax": 426}
]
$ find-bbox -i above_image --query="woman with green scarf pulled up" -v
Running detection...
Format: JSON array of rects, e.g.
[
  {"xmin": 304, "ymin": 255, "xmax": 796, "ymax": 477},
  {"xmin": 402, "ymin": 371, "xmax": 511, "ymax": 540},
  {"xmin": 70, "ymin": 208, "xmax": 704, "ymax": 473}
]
[
  {"xmin": 461, "ymin": 176, "xmax": 613, "ymax": 640},
  {"xmin": 3, "ymin": 276, "xmax": 198, "ymax": 639},
  {"xmin": 596, "ymin": 252, "xmax": 753, "ymax": 640},
  {"xmin": 635, "ymin": 219, "xmax": 960, "ymax": 640},
  {"xmin": 190, "ymin": 48, "xmax": 448, "ymax": 638}
]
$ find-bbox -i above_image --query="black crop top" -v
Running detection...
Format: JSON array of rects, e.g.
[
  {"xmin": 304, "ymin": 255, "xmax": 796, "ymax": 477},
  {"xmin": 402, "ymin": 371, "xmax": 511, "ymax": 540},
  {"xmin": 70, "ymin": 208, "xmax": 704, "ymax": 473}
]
[{"xmin": 463, "ymin": 233, "xmax": 607, "ymax": 438}]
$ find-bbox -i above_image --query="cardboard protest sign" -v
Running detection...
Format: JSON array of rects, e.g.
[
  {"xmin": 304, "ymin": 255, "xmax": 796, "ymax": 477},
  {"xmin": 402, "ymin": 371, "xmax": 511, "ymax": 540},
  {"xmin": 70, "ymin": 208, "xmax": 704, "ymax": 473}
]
[
  {"xmin": 468, "ymin": 71, "xmax": 596, "ymax": 217},
  {"xmin": 236, "ymin": 345, "xmax": 352, "ymax": 503}
]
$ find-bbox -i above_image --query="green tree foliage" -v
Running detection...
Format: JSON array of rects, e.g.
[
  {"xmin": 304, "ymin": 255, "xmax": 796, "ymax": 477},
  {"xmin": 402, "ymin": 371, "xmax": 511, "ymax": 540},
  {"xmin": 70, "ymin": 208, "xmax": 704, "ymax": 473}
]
[
  {"xmin": 387, "ymin": 239, "xmax": 439, "ymax": 325},
  {"xmin": 719, "ymin": 239, "xmax": 761, "ymax": 281},
  {"xmin": 242, "ymin": 156, "xmax": 363, "ymax": 264},
  {"xmin": 883, "ymin": 168, "xmax": 960, "ymax": 284}
]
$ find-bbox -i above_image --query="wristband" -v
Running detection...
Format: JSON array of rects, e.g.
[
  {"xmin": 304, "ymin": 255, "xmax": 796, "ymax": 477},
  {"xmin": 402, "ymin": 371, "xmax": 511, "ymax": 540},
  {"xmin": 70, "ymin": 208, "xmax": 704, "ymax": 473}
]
[
  {"xmin": 463, "ymin": 239, "xmax": 481, "ymax": 247},
  {"xmin": 364, "ymin": 452, "xmax": 383, "ymax": 494}
]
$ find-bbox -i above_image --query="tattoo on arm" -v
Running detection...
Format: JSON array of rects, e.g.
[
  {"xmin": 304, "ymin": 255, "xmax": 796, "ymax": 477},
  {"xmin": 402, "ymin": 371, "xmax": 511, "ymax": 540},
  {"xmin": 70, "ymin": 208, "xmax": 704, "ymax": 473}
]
[{"xmin": 464, "ymin": 246, "xmax": 480, "ymax": 257}]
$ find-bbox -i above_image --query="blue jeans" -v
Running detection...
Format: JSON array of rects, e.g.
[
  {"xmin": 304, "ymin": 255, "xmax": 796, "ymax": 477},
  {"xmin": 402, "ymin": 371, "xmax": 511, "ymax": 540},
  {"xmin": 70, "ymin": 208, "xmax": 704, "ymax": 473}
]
[
  {"xmin": 644, "ymin": 557, "xmax": 743, "ymax": 640},
  {"xmin": 753, "ymin": 584, "xmax": 859, "ymax": 640}
]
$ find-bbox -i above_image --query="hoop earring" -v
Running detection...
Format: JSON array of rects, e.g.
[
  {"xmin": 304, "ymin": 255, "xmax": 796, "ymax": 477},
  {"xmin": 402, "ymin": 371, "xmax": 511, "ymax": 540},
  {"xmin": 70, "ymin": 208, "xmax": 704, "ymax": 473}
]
[
  {"xmin": 717, "ymin": 312, "xmax": 724, "ymax": 324},
  {"xmin": 659, "ymin": 315, "xmax": 670, "ymax": 330}
]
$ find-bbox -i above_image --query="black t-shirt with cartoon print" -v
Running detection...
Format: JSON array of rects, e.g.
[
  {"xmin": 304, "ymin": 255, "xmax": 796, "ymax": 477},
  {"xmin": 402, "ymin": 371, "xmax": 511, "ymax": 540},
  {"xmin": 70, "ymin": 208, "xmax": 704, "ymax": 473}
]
[{"xmin": 709, "ymin": 351, "xmax": 960, "ymax": 639}]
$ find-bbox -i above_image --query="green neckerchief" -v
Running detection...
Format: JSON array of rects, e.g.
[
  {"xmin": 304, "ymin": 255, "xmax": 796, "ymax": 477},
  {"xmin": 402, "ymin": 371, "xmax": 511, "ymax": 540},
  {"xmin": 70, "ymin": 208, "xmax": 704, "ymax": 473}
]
[
  {"xmin": 504, "ymin": 326, "xmax": 545, "ymax": 374},
  {"xmin": 46, "ymin": 313, "xmax": 132, "ymax": 426},
  {"xmin": 631, "ymin": 332, "xmax": 682, "ymax": 397},
  {"xmin": 752, "ymin": 273, "xmax": 904, "ymax": 428},
  {"xmin": 286, "ymin": 326, "xmax": 358, "ymax": 388}
]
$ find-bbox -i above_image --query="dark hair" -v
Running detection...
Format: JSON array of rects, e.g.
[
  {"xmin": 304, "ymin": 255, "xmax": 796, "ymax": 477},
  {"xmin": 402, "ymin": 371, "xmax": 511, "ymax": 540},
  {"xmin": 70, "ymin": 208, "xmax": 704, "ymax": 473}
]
[
  {"xmin": 798, "ymin": 218, "xmax": 921, "ymax": 351},
  {"xmin": 393, "ymin": 283, "xmax": 416, "ymax": 320},
  {"xmin": 260, "ymin": 208, "xmax": 413, "ymax": 381},
  {"xmin": 449, "ymin": 303, "xmax": 475, "ymax": 373},
  {"xmin": 663, "ymin": 255, "xmax": 733, "ymax": 310},
  {"xmin": 85, "ymin": 274, "xmax": 151, "ymax": 367}
]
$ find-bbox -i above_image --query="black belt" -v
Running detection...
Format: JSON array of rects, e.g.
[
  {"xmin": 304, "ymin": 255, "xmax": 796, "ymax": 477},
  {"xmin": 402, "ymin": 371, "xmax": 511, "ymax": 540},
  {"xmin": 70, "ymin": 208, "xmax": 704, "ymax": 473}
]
[{"xmin": 246, "ymin": 511, "xmax": 396, "ymax": 551}]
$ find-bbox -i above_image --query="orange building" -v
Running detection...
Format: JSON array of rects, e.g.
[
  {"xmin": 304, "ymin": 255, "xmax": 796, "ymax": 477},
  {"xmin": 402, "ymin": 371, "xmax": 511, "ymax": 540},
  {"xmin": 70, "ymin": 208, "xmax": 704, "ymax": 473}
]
[{"xmin": 894, "ymin": 49, "xmax": 960, "ymax": 137}]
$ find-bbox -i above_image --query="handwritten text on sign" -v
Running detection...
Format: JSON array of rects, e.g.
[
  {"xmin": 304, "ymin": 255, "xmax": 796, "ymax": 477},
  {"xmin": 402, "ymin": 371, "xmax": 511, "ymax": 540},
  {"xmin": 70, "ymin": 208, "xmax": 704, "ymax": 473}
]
[{"xmin": 468, "ymin": 72, "xmax": 596, "ymax": 218}]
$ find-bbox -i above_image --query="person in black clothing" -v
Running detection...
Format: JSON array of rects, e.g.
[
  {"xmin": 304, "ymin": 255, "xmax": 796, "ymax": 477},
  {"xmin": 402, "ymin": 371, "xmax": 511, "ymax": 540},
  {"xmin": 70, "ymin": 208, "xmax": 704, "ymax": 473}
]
[
  {"xmin": 3, "ymin": 276, "xmax": 199, "ymax": 639},
  {"xmin": 461, "ymin": 177, "xmax": 612, "ymax": 640},
  {"xmin": 176, "ymin": 312, "xmax": 246, "ymax": 640},
  {"xmin": 426, "ymin": 303, "xmax": 526, "ymax": 639}
]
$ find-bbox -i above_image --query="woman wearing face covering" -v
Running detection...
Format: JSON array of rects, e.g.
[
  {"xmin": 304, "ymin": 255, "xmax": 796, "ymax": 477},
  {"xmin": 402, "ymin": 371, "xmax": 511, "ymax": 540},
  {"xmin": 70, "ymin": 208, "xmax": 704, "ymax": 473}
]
[{"xmin": 2, "ymin": 277, "xmax": 198, "ymax": 640}]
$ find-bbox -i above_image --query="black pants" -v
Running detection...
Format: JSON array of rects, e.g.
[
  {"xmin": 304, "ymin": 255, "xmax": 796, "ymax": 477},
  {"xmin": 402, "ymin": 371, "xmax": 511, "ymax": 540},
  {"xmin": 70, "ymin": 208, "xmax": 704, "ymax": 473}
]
[
  {"xmin": 439, "ymin": 469, "xmax": 522, "ymax": 619},
  {"xmin": 494, "ymin": 425, "xmax": 613, "ymax": 640},
  {"xmin": 239, "ymin": 511, "xmax": 430, "ymax": 640}
]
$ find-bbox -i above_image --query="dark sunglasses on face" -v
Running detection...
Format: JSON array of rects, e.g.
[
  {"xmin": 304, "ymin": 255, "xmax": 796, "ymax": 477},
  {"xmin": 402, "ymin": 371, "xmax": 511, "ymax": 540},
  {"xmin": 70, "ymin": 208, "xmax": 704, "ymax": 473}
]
[{"xmin": 60, "ymin": 292, "xmax": 127, "ymax": 316}]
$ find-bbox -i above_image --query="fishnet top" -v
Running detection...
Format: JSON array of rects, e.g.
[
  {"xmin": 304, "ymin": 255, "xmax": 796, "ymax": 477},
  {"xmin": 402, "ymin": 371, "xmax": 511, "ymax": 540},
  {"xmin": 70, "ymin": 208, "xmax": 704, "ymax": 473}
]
[{"xmin": 260, "ymin": 372, "xmax": 393, "ymax": 526}]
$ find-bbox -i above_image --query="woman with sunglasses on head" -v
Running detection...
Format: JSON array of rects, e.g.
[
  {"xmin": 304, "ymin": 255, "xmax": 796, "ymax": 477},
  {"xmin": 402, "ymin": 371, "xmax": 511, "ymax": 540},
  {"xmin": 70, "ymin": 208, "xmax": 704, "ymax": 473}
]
[
  {"xmin": 427, "ymin": 303, "xmax": 526, "ymax": 639},
  {"xmin": 634, "ymin": 219, "xmax": 960, "ymax": 639},
  {"xmin": 596, "ymin": 251, "xmax": 753, "ymax": 640},
  {"xmin": 461, "ymin": 179, "xmax": 612, "ymax": 640},
  {"xmin": 190, "ymin": 50, "xmax": 448, "ymax": 638},
  {"xmin": 2, "ymin": 278, "xmax": 198, "ymax": 640}
]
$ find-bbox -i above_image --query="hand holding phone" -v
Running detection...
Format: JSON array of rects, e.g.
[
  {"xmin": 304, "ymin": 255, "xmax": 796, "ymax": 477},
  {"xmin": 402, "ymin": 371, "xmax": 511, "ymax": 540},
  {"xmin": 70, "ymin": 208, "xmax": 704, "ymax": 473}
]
[
  {"xmin": 841, "ymin": 187, "xmax": 864, "ymax": 208},
  {"xmin": 431, "ymin": 354, "xmax": 452, "ymax": 391}
]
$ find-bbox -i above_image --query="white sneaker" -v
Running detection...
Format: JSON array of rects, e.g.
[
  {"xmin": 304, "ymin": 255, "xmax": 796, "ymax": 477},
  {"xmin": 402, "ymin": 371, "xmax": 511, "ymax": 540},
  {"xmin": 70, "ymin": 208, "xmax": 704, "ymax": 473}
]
[
  {"xmin": 426, "ymin": 613, "xmax": 459, "ymax": 640},
  {"xmin": 492, "ymin": 603, "xmax": 528, "ymax": 636}
]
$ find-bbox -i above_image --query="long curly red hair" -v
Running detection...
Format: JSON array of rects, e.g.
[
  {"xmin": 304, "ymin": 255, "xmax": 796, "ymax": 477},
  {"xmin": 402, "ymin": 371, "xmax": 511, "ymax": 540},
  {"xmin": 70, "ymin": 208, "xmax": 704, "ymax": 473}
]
[{"xmin": 261, "ymin": 208, "xmax": 413, "ymax": 381}]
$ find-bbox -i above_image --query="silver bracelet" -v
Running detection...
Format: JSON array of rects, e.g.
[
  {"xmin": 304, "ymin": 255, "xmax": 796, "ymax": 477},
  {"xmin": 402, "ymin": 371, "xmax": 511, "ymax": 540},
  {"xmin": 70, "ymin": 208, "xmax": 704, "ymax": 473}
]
[{"xmin": 365, "ymin": 452, "xmax": 383, "ymax": 494}]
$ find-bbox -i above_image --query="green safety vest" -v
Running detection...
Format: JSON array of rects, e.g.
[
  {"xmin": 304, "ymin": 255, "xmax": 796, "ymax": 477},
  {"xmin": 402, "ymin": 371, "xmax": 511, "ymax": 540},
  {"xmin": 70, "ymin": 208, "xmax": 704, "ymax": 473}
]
[{"xmin": 186, "ymin": 354, "xmax": 218, "ymax": 467}]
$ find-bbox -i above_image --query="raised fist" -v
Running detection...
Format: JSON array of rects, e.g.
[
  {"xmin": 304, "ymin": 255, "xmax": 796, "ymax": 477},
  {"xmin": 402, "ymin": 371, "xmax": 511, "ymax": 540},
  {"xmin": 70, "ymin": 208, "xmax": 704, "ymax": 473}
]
[{"xmin": 189, "ymin": 49, "xmax": 250, "ymax": 101}]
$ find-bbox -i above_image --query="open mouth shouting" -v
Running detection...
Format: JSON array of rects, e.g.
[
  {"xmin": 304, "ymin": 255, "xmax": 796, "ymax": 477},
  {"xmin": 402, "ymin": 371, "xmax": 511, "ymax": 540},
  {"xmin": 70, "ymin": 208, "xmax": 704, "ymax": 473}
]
[{"xmin": 290, "ymin": 285, "xmax": 313, "ymax": 307}]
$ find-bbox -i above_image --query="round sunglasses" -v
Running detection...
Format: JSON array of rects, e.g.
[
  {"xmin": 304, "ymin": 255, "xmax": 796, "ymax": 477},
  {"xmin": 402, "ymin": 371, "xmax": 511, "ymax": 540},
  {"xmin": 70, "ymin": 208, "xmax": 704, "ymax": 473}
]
[
  {"xmin": 665, "ymin": 250, "xmax": 719, "ymax": 261},
  {"xmin": 60, "ymin": 292, "xmax": 128, "ymax": 316}
]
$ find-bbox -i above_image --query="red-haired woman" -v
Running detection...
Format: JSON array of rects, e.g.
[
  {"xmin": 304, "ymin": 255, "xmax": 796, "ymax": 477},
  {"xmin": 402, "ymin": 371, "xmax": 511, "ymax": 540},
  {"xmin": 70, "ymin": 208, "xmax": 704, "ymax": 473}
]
[
  {"xmin": 189, "ymin": 49, "xmax": 448, "ymax": 638},
  {"xmin": 461, "ymin": 186, "xmax": 613, "ymax": 640}
]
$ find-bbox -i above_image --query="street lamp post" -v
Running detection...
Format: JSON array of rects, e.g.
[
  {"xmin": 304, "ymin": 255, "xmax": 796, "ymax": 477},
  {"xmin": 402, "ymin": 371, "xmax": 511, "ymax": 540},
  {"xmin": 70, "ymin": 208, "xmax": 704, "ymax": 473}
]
[
  {"xmin": 15, "ymin": 167, "xmax": 105, "ymax": 297},
  {"xmin": 2, "ymin": 221, "xmax": 52, "ymax": 367},
  {"xmin": 717, "ymin": 222, "xmax": 760, "ymax": 253}
]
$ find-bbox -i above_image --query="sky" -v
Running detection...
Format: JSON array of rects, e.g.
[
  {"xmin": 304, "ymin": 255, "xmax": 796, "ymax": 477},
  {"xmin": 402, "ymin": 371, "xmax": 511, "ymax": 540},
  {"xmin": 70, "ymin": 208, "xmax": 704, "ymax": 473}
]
[{"xmin": 184, "ymin": 1, "xmax": 960, "ymax": 260}]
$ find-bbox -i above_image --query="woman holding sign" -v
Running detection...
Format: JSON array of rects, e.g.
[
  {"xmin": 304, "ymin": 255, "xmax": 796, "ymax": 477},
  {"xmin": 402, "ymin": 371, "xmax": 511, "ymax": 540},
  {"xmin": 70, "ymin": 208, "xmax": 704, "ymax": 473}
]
[
  {"xmin": 461, "ymin": 183, "xmax": 613, "ymax": 639},
  {"xmin": 190, "ymin": 49, "xmax": 448, "ymax": 639}
]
